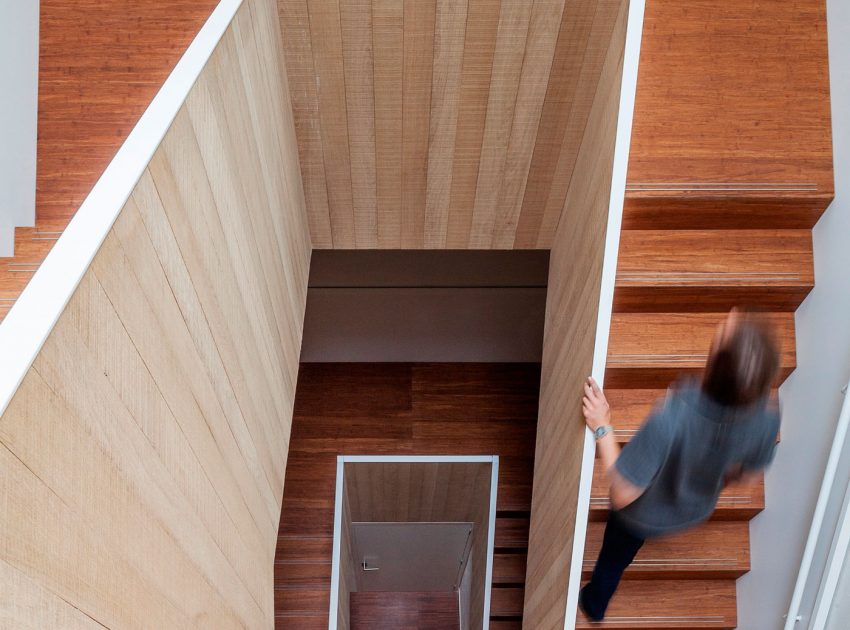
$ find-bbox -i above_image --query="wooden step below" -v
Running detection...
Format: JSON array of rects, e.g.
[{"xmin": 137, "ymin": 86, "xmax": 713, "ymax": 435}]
[
  {"xmin": 622, "ymin": 195, "xmax": 830, "ymax": 231},
  {"xmin": 603, "ymin": 388, "xmax": 780, "ymax": 444},
  {"xmin": 590, "ymin": 462, "xmax": 764, "ymax": 520},
  {"xmin": 490, "ymin": 586, "xmax": 525, "ymax": 618},
  {"xmin": 274, "ymin": 588, "xmax": 329, "ymax": 616},
  {"xmin": 575, "ymin": 579, "xmax": 737, "ymax": 628},
  {"xmin": 583, "ymin": 522, "xmax": 750, "ymax": 580},
  {"xmin": 606, "ymin": 312, "xmax": 796, "ymax": 388},
  {"xmin": 493, "ymin": 552, "xmax": 528, "ymax": 585},
  {"xmin": 615, "ymin": 230, "xmax": 813, "ymax": 312}
]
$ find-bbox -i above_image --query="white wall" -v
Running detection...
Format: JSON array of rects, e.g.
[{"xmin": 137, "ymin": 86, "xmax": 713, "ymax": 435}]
[
  {"xmin": 737, "ymin": 2, "xmax": 850, "ymax": 626},
  {"xmin": 0, "ymin": 0, "xmax": 39, "ymax": 256}
]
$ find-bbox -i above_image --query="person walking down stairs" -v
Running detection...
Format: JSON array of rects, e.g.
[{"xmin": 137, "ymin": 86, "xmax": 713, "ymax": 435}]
[{"xmin": 579, "ymin": 310, "xmax": 782, "ymax": 622}]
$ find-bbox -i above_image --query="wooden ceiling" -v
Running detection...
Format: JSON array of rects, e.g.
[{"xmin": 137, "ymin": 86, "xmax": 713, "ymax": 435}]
[{"xmin": 278, "ymin": 0, "xmax": 627, "ymax": 249}]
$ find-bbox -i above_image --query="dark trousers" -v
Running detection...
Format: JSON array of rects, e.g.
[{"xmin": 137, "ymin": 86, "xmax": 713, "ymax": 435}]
[{"xmin": 580, "ymin": 512, "xmax": 646, "ymax": 621}]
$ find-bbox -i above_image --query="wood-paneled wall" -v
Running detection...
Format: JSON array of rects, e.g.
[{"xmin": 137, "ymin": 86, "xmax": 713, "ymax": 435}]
[
  {"xmin": 522, "ymin": 1, "xmax": 628, "ymax": 627},
  {"xmin": 0, "ymin": 1, "xmax": 311, "ymax": 627},
  {"xmin": 278, "ymin": 0, "xmax": 628, "ymax": 249}
]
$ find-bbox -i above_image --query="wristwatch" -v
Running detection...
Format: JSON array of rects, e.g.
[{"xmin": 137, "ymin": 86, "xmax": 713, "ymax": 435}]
[{"xmin": 593, "ymin": 425, "xmax": 614, "ymax": 441}]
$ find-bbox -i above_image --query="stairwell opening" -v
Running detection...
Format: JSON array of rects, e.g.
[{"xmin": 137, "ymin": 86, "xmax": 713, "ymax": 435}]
[{"xmin": 277, "ymin": 250, "xmax": 549, "ymax": 629}]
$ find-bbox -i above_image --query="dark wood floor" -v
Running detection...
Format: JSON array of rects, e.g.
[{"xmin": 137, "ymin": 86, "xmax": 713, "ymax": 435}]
[
  {"xmin": 351, "ymin": 592, "xmax": 460, "ymax": 630},
  {"xmin": 275, "ymin": 363, "xmax": 540, "ymax": 628}
]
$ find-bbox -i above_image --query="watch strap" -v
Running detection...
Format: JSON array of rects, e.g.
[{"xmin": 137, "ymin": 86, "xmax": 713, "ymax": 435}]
[{"xmin": 593, "ymin": 425, "xmax": 614, "ymax": 441}]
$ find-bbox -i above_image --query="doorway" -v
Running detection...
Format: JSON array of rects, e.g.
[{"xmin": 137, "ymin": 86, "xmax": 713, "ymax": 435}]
[{"xmin": 329, "ymin": 456, "xmax": 499, "ymax": 630}]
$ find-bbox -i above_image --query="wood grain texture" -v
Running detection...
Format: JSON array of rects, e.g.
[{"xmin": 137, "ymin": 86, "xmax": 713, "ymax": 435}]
[
  {"xmin": 308, "ymin": 0, "xmax": 355, "ymax": 247},
  {"xmin": 350, "ymin": 592, "xmax": 461, "ymax": 630},
  {"xmin": 622, "ymin": 0, "xmax": 833, "ymax": 229},
  {"xmin": 0, "ymin": 1, "xmax": 217, "ymax": 324},
  {"xmin": 0, "ymin": 2, "xmax": 311, "ymax": 627},
  {"xmin": 341, "ymin": 0, "xmax": 378, "ymax": 247},
  {"xmin": 445, "ymin": 0, "xmax": 501, "ymax": 248},
  {"xmin": 278, "ymin": 0, "xmax": 627, "ymax": 249},
  {"xmin": 372, "ymin": 0, "xmax": 404, "ymax": 246},
  {"xmin": 275, "ymin": 363, "xmax": 540, "ymax": 628},
  {"xmin": 522, "ymin": 5, "xmax": 627, "ymax": 627}
]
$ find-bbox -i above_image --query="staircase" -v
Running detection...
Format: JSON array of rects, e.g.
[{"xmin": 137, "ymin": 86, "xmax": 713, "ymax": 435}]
[
  {"xmin": 574, "ymin": 211, "xmax": 820, "ymax": 629},
  {"xmin": 274, "ymin": 363, "xmax": 538, "ymax": 628}
]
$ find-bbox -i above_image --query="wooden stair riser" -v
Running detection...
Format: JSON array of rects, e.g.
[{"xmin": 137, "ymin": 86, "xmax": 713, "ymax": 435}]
[
  {"xmin": 583, "ymin": 522, "xmax": 749, "ymax": 580},
  {"xmin": 615, "ymin": 230, "xmax": 814, "ymax": 313}
]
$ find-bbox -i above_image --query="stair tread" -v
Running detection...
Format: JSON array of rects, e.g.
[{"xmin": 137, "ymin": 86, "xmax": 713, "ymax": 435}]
[
  {"xmin": 490, "ymin": 586, "xmax": 524, "ymax": 618},
  {"xmin": 606, "ymin": 312, "xmax": 795, "ymax": 388},
  {"xmin": 590, "ymin": 461, "xmax": 764, "ymax": 520},
  {"xmin": 583, "ymin": 521, "xmax": 749, "ymax": 579},
  {"xmin": 575, "ymin": 579, "xmax": 737, "ymax": 628},
  {"xmin": 615, "ymin": 230, "xmax": 813, "ymax": 311}
]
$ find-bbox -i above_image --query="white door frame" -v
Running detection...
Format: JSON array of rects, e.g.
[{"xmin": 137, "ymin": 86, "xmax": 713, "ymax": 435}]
[{"xmin": 328, "ymin": 454, "xmax": 500, "ymax": 629}]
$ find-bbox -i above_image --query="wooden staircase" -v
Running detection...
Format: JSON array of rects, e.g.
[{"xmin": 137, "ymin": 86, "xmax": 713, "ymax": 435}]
[
  {"xmin": 274, "ymin": 364, "xmax": 539, "ymax": 629},
  {"xmin": 574, "ymin": 213, "xmax": 816, "ymax": 628}
]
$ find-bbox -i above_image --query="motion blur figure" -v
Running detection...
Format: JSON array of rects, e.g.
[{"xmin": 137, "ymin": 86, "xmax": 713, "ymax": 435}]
[{"xmin": 579, "ymin": 310, "xmax": 781, "ymax": 621}]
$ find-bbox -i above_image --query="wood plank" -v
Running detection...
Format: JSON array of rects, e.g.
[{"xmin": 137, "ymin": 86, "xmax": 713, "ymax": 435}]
[
  {"xmin": 468, "ymin": 0, "xmax": 534, "ymax": 247},
  {"xmin": 589, "ymin": 462, "xmax": 765, "ymax": 521},
  {"xmin": 605, "ymin": 312, "xmax": 797, "ymax": 388},
  {"xmin": 490, "ymin": 0, "xmax": 565, "ymax": 247},
  {"xmin": 583, "ymin": 522, "xmax": 750, "ymax": 580},
  {"xmin": 615, "ymin": 230, "xmax": 815, "ymax": 312},
  {"xmin": 372, "ymin": 0, "xmax": 404, "ymax": 246},
  {"xmin": 340, "ymin": 0, "xmax": 378, "ymax": 247},
  {"xmin": 445, "ymin": 0, "xmax": 502, "ymax": 248},
  {"xmin": 308, "ymin": 0, "xmax": 355, "ymax": 247},
  {"xmin": 423, "ymin": 0, "xmax": 469, "ymax": 248},
  {"xmin": 279, "ymin": 0, "xmax": 333, "ymax": 246},
  {"xmin": 350, "ymin": 592, "xmax": 460, "ymax": 630},
  {"xmin": 517, "ymin": 0, "xmax": 625, "ymax": 248},
  {"xmin": 575, "ymin": 580, "xmax": 737, "ymax": 628},
  {"xmin": 401, "ymin": 0, "xmax": 437, "ymax": 247}
]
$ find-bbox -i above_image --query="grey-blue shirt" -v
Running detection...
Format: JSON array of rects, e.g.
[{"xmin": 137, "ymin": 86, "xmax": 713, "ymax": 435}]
[{"xmin": 615, "ymin": 379, "xmax": 780, "ymax": 538}]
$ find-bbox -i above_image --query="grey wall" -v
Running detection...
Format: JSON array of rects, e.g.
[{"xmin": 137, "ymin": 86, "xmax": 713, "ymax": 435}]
[
  {"xmin": 0, "ymin": 0, "xmax": 39, "ymax": 255},
  {"xmin": 737, "ymin": 2, "xmax": 850, "ymax": 626},
  {"xmin": 301, "ymin": 251, "xmax": 548, "ymax": 362}
]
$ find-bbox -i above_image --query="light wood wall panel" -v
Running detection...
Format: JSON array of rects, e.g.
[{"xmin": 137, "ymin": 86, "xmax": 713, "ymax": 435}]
[
  {"xmin": 522, "ymin": 2, "xmax": 628, "ymax": 627},
  {"xmin": 278, "ymin": 0, "xmax": 624, "ymax": 249},
  {"xmin": 0, "ymin": 1, "xmax": 311, "ymax": 627}
]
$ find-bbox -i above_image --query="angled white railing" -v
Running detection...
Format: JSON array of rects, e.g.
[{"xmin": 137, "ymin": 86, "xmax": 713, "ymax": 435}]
[{"xmin": 0, "ymin": 0, "xmax": 243, "ymax": 419}]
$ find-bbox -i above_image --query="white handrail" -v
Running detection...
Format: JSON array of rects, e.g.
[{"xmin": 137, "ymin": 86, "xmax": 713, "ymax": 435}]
[
  {"xmin": 0, "ymin": 0, "xmax": 243, "ymax": 420},
  {"xmin": 563, "ymin": 0, "xmax": 646, "ymax": 627},
  {"xmin": 784, "ymin": 379, "xmax": 850, "ymax": 628}
]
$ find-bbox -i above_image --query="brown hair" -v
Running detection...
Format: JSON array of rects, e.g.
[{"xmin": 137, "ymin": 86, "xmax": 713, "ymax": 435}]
[{"xmin": 702, "ymin": 314, "xmax": 780, "ymax": 407}]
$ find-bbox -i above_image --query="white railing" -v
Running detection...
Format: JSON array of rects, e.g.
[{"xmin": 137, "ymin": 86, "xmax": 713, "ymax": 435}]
[
  {"xmin": 785, "ymin": 380, "xmax": 850, "ymax": 629},
  {"xmin": 0, "ymin": 0, "xmax": 243, "ymax": 420},
  {"xmin": 564, "ymin": 0, "xmax": 647, "ymax": 627}
]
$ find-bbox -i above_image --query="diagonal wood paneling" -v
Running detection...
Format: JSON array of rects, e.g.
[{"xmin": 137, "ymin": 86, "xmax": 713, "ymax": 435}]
[
  {"xmin": 0, "ymin": 1, "xmax": 311, "ymax": 626},
  {"xmin": 278, "ymin": 0, "xmax": 626, "ymax": 249}
]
